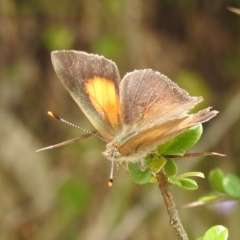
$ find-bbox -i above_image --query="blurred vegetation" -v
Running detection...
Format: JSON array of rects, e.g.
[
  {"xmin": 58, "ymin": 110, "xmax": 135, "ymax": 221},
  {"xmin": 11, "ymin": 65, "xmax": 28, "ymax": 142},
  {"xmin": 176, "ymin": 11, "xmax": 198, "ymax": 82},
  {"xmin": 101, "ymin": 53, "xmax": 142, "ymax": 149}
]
[{"xmin": 1, "ymin": 0, "xmax": 240, "ymax": 239}]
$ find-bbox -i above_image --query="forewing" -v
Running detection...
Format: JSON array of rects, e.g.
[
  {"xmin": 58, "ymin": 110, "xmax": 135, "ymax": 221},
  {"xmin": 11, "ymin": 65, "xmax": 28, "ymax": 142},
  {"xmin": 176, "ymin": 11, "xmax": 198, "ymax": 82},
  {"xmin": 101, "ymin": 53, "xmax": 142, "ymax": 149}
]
[
  {"xmin": 119, "ymin": 108, "xmax": 218, "ymax": 156},
  {"xmin": 120, "ymin": 69, "xmax": 202, "ymax": 132},
  {"xmin": 51, "ymin": 51, "xmax": 122, "ymax": 141}
]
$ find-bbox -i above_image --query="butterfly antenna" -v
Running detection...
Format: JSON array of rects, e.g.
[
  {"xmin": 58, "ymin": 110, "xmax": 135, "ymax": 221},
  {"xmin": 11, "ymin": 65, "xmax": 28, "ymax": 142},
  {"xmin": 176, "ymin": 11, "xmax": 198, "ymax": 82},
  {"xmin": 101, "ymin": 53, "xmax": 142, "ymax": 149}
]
[
  {"xmin": 108, "ymin": 161, "xmax": 115, "ymax": 187},
  {"xmin": 48, "ymin": 111, "xmax": 107, "ymax": 142}
]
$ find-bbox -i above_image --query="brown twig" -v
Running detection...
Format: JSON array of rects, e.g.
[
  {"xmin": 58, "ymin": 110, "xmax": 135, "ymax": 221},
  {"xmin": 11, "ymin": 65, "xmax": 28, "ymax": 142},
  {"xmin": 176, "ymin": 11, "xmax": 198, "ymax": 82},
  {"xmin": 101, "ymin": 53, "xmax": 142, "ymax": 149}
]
[{"xmin": 156, "ymin": 170, "xmax": 189, "ymax": 240}]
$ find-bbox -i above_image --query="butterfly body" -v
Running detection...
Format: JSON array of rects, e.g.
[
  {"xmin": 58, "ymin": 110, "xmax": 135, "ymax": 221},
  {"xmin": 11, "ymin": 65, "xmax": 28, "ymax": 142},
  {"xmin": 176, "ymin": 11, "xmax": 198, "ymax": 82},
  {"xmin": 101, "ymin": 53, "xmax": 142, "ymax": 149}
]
[{"xmin": 51, "ymin": 50, "xmax": 218, "ymax": 163}]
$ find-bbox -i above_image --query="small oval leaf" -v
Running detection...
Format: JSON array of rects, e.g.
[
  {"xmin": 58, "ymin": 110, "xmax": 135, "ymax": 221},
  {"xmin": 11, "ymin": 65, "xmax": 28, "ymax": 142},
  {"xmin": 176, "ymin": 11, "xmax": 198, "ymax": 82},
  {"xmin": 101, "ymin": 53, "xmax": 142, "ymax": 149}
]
[
  {"xmin": 164, "ymin": 158, "xmax": 178, "ymax": 177},
  {"xmin": 157, "ymin": 140, "xmax": 173, "ymax": 155},
  {"xmin": 149, "ymin": 176, "xmax": 158, "ymax": 184},
  {"xmin": 148, "ymin": 156, "xmax": 166, "ymax": 173},
  {"xmin": 128, "ymin": 162, "xmax": 152, "ymax": 185},
  {"xmin": 168, "ymin": 176, "xmax": 182, "ymax": 187},
  {"xmin": 202, "ymin": 225, "xmax": 228, "ymax": 240},
  {"xmin": 177, "ymin": 171, "xmax": 205, "ymax": 179},
  {"xmin": 209, "ymin": 168, "xmax": 226, "ymax": 193},
  {"xmin": 178, "ymin": 178, "xmax": 198, "ymax": 190},
  {"xmin": 158, "ymin": 124, "xmax": 203, "ymax": 156},
  {"xmin": 223, "ymin": 174, "xmax": 240, "ymax": 199}
]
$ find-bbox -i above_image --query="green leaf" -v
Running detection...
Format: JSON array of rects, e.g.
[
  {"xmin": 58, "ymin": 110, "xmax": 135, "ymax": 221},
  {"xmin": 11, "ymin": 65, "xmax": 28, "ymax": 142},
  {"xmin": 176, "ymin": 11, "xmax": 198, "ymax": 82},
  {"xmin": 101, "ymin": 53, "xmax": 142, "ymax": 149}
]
[
  {"xmin": 201, "ymin": 225, "xmax": 228, "ymax": 240},
  {"xmin": 178, "ymin": 178, "xmax": 198, "ymax": 190},
  {"xmin": 128, "ymin": 162, "xmax": 152, "ymax": 185},
  {"xmin": 209, "ymin": 168, "xmax": 226, "ymax": 193},
  {"xmin": 158, "ymin": 124, "xmax": 203, "ymax": 156},
  {"xmin": 157, "ymin": 139, "xmax": 174, "ymax": 155},
  {"xmin": 148, "ymin": 156, "xmax": 166, "ymax": 173},
  {"xmin": 223, "ymin": 174, "xmax": 240, "ymax": 199},
  {"xmin": 177, "ymin": 171, "xmax": 204, "ymax": 179},
  {"xmin": 168, "ymin": 176, "xmax": 182, "ymax": 187},
  {"xmin": 164, "ymin": 158, "xmax": 178, "ymax": 177},
  {"xmin": 149, "ymin": 176, "xmax": 158, "ymax": 184}
]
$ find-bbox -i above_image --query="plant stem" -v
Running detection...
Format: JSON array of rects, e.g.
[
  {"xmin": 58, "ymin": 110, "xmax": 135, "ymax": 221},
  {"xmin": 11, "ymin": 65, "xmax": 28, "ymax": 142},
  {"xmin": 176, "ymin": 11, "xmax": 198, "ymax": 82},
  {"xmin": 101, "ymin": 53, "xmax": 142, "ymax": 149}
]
[{"xmin": 156, "ymin": 170, "xmax": 189, "ymax": 240}]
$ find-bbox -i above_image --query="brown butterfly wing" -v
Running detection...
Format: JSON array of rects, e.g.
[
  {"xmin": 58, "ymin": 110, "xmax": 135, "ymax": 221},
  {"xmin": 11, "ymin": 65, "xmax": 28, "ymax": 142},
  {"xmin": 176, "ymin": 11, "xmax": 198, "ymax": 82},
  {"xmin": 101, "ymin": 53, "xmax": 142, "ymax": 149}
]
[
  {"xmin": 119, "ymin": 108, "xmax": 218, "ymax": 156},
  {"xmin": 119, "ymin": 69, "xmax": 202, "ymax": 132},
  {"xmin": 118, "ymin": 70, "xmax": 218, "ymax": 156},
  {"xmin": 51, "ymin": 51, "xmax": 122, "ymax": 141}
]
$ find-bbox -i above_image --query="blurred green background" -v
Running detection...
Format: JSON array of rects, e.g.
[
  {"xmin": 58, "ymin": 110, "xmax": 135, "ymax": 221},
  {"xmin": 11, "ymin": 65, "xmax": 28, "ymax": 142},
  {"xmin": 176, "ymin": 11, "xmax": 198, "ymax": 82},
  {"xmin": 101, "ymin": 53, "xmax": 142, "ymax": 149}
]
[{"xmin": 1, "ymin": 0, "xmax": 240, "ymax": 239}]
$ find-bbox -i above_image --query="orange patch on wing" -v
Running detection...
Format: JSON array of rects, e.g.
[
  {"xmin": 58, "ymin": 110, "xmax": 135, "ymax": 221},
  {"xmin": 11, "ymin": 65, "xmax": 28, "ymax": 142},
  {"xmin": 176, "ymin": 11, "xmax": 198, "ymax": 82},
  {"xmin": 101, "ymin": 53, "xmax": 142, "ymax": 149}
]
[{"xmin": 84, "ymin": 77, "xmax": 121, "ymax": 129}]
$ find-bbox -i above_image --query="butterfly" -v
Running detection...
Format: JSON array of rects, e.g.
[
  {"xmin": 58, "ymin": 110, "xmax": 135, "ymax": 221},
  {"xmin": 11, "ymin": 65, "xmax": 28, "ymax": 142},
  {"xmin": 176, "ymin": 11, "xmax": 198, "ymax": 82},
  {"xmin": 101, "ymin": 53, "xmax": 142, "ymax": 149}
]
[{"xmin": 46, "ymin": 50, "xmax": 217, "ymax": 167}]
